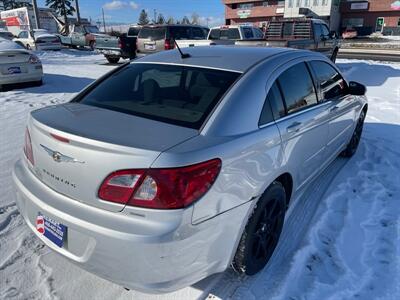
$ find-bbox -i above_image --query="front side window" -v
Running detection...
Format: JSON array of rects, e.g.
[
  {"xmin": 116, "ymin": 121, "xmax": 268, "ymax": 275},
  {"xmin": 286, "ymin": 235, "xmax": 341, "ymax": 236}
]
[
  {"xmin": 77, "ymin": 64, "xmax": 240, "ymax": 129},
  {"xmin": 321, "ymin": 24, "xmax": 330, "ymax": 37},
  {"xmin": 310, "ymin": 61, "xmax": 347, "ymax": 100},
  {"xmin": 278, "ymin": 63, "xmax": 318, "ymax": 114},
  {"xmin": 314, "ymin": 24, "xmax": 322, "ymax": 39}
]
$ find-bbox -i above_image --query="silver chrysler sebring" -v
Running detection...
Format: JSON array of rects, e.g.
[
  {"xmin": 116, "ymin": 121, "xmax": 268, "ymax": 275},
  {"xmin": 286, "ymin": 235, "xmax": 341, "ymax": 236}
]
[{"xmin": 13, "ymin": 46, "xmax": 367, "ymax": 293}]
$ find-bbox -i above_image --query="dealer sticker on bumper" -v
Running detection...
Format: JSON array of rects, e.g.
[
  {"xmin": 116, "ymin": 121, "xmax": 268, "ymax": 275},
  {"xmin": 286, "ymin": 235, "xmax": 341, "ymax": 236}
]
[{"xmin": 36, "ymin": 213, "xmax": 67, "ymax": 248}]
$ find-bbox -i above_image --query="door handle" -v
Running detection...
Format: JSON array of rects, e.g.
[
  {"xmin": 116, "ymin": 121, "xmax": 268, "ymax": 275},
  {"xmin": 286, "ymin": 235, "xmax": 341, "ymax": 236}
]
[
  {"xmin": 286, "ymin": 121, "xmax": 302, "ymax": 133},
  {"xmin": 330, "ymin": 105, "xmax": 339, "ymax": 112}
]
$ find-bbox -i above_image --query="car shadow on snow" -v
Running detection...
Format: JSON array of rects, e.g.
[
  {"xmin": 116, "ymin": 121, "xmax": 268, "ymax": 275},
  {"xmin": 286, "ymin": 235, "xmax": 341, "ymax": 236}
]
[
  {"xmin": 1, "ymin": 73, "xmax": 95, "ymax": 94},
  {"xmin": 337, "ymin": 61, "xmax": 400, "ymax": 87}
]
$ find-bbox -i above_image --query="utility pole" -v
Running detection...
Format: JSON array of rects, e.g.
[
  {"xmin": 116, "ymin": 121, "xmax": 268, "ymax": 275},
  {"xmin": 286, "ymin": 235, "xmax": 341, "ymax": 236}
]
[
  {"xmin": 153, "ymin": 9, "xmax": 157, "ymax": 24},
  {"xmin": 32, "ymin": 0, "xmax": 41, "ymax": 29},
  {"xmin": 102, "ymin": 8, "xmax": 106, "ymax": 32},
  {"xmin": 75, "ymin": 0, "xmax": 81, "ymax": 24}
]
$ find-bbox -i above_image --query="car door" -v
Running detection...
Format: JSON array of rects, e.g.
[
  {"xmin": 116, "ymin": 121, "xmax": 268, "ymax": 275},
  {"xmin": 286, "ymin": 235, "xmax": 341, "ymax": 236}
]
[
  {"xmin": 71, "ymin": 26, "xmax": 85, "ymax": 46},
  {"xmin": 17, "ymin": 31, "xmax": 29, "ymax": 48},
  {"xmin": 272, "ymin": 62, "xmax": 330, "ymax": 190},
  {"xmin": 313, "ymin": 23, "xmax": 326, "ymax": 54},
  {"xmin": 309, "ymin": 60, "xmax": 357, "ymax": 161},
  {"xmin": 320, "ymin": 23, "xmax": 335, "ymax": 57}
]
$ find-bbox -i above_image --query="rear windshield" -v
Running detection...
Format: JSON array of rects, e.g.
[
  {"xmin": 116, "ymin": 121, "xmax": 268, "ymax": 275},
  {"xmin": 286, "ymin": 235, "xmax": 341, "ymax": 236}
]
[
  {"xmin": 209, "ymin": 28, "xmax": 240, "ymax": 40},
  {"xmin": 77, "ymin": 64, "xmax": 241, "ymax": 129},
  {"xmin": 138, "ymin": 27, "xmax": 166, "ymax": 40}
]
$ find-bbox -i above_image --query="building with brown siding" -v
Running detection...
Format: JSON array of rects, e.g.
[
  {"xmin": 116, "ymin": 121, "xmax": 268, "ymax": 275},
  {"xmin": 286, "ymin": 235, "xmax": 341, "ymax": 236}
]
[
  {"xmin": 224, "ymin": 0, "xmax": 286, "ymax": 27},
  {"xmin": 341, "ymin": 0, "xmax": 400, "ymax": 35}
]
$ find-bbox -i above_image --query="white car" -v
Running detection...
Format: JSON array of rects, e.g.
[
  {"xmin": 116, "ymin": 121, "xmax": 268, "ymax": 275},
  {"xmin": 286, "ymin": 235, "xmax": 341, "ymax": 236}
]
[
  {"xmin": 13, "ymin": 29, "xmax": 62, "ymax": 51},
  {"xmin": 0, "ymin": 38, "xmax": 43, "ymax": 90}
]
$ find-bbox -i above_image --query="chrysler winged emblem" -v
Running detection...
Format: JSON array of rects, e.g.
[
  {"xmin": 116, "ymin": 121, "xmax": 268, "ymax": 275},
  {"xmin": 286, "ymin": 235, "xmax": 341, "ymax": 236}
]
[{"xmin": 40, "ymin": 144, "xmax": 85, "ymax": 164}]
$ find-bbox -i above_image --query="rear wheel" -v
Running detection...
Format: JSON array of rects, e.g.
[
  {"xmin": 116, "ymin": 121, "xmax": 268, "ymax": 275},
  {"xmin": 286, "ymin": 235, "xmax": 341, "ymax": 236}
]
[
  {"xmin": 233, "ymin": 182, "xmax": 286, "ymax": 275},
  {"xmin": 341, "ymin": 110, "xmax": 366, "ymax": 157},
  {"xmin": 105, "ymin": 55, "xmax": 120, "ymax": 64},
  {"xmin": 33, "ymin": 79, "xmax": 43, "ymax": 87}
]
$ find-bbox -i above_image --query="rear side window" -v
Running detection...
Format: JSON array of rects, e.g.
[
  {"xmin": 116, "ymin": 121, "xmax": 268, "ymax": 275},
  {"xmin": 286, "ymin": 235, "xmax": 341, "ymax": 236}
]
[
  {"xmin": 77, "ymin": 64, "xmax": 240, "ymax": 129},
  {"xmin": 138, "ymin": 27, "xmax": 166, "ymax": 40},
  {"xmin": 209, "ymin": 28, "xmax": 241, "ymax": 40},
  {"xmin": 243, "ymin": 27, "xmax": 254, "ymax": 39},
  {"xmin": 168, "ymin": 26, "xmax": 191, "ymax": 40},
  {"xmin": 192, "ymin": 27, "xmax": 208, "ymax": 39},
  {"xmin": 259, "ymin": 82, "xmax": 286, "ymax": 126},
  {"xmin": 128, "ymin": 27, "xmax": 140, "ymax": 36},
  {"xmin": 278, "ymin": 63, "xmax": 318, "ymax": 114},
  {"xmin": 310, "ymin": 61, "xmax": 347, "ymax": 100}
]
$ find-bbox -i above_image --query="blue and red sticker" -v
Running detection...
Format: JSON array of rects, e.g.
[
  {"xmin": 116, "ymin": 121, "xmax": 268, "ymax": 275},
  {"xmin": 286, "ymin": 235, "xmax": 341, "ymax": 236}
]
[{"xmin": 36, "ymin": 213, "xmax": 67, "ymax": 248}]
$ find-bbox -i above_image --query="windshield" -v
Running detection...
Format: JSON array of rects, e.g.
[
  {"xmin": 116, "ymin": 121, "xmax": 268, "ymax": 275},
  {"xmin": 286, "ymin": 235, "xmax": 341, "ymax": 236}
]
[
  {"xmin": 209, "ymin": 28, "xmax": 240, "ymax": 40},
  {"xmin": 33, "ymin": 30, "xmax": 49, "ymax": 37},
  {"xmin": 77, "ymin": 63, "xmax": 241, "ymax": 129},
  {"xmin": 85, "ymin": 26, "xmax": 100, "ymax": 33},
  {"xmin": 138, "ymin": 27, "xmax": 166, "ymax": 40},
  {"xmin": 0, "ymin": 31, "xmax": 13, "ymax": 40}
]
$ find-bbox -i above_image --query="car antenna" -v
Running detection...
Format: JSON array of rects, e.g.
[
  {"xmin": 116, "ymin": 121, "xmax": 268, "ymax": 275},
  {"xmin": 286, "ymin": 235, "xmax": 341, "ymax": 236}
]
[{"xmin": 174, "ymin": 39, "xmax": 191, "ymax": 59}]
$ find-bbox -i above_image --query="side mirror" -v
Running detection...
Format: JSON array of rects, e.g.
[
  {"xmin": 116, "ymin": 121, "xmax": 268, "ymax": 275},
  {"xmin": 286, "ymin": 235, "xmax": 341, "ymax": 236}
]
[
  {"xmin": 329, "ymin": 31, "xmax": 337, "ymax": 39},
  {"xmin": 348, "ymin": 81, "xmax": 366, "ymax": 96}
]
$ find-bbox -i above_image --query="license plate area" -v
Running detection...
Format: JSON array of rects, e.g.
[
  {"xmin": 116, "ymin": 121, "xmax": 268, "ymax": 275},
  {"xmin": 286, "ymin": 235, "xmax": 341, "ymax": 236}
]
[
  {"xmin": 144, "ymin": 43, "xmax": 156, "ymax": 50},
  {"xmin": 8, "ymin": 66, "xmax": 21, "ymax": 74},
  {"xmin": 36, "ymin": 213, "xmax": 67, "ymax": 248}
]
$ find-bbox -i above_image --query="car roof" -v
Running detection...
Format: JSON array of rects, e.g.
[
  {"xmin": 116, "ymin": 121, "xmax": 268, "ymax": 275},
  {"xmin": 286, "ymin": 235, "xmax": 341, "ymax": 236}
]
[{"xmin": 134, "ymin": 46, "xmax": 296, "ymax": 73}]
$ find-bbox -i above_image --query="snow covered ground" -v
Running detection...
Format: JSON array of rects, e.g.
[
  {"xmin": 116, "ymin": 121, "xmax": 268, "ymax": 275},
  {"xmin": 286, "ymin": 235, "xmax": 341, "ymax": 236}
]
[{"xmin": 0, "ymin": 50, "xmax": 399, "ymax": 300}]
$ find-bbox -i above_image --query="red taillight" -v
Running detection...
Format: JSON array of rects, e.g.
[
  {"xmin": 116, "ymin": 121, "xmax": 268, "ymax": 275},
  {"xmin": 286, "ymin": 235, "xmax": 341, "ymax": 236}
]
[
  {"xmin": 98, "ymin": 159, "xmax": 221, "ymax": 209},
  {"xmin": 118, "ymin": 37, "xmax": 124, "ymax": 49},
  {"xmin": 164, "ymin": 39, "xmax": 174, "ymax": 50},
  {"xmin": 24, "ymin": 128, "xmax": 34, "ymax": 165}
]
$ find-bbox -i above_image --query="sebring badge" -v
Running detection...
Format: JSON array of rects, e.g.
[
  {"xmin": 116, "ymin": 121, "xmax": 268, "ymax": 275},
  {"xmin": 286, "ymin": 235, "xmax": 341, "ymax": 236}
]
[{"xmin": 40, "ymin": 144, "xmax": 85, "ymax": 164}]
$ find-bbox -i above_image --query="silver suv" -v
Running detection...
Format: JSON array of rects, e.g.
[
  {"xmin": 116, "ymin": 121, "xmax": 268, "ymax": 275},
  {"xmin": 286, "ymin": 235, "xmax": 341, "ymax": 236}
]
[
  {"xmin": 136, "ymin": 24, "xmax": 209, "ymax": 54},
  {"xmin": 13, "ymin": 47, "xmax": 367, "ymax": 293}
]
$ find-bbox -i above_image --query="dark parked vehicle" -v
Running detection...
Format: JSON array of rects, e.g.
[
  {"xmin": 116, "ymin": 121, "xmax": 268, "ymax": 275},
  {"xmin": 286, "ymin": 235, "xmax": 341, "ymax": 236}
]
[
  {"xmin": 237, "ymin": 18, "xmax": 340, "ymax": 62},
  {"xmin": 95, "ymin": 26, "xmax": 141, "ymax": 64},
  {"xmin": 136, "ymin": 24, "xmax": 209, "ymax": 55}
]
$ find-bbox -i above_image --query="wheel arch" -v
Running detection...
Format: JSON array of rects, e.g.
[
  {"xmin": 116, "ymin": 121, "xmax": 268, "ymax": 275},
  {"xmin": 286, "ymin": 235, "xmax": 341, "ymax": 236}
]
[{"xmin": 274, "ymin": 172, "xmax": 293, "ymax": 208}]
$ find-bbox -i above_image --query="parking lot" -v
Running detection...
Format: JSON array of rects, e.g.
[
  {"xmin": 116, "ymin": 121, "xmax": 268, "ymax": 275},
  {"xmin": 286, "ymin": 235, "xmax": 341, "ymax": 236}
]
[{"xmin": 0, "ymin": 49, "xmax": 399, "ymax": 299}]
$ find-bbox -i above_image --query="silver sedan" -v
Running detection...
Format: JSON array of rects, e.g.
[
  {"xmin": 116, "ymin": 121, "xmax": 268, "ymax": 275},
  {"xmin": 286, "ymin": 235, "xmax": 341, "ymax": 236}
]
[{"xmin": 13, "ymin": 46, "xmax": 367, "ymax": 293}]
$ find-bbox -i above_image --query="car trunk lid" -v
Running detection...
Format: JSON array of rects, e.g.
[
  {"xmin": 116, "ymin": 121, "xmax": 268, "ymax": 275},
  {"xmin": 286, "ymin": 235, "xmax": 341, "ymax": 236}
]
[
  {"xmin": 0, "ymin": 50, "xmax": 30, "ymax": 64},
  {"xmin": 27, "ymin": 103, "xmax": 198, "ymax": 212}
]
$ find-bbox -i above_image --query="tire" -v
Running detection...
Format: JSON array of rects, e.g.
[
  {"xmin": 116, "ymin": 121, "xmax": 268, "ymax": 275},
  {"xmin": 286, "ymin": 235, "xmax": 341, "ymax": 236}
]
[
  {"xmin": 340, "ymin": 110, "xmax": 366, "ymax": 158},
  {"xmin": 89, "ymin": 41, "xmax": 96, "ymax": 51},
  {"xmin": 331, "ymin": 48, "xmax": 338, "ymax": 63},
  {"xmin": 33, "ymin": 79, "xmax": 43, "ymax": 87},
  {"xmin": 105, "ymin": 56, "xmax": 120, "ymax": 64},
  {"xmin": 233, "ymin": 181, "xmax": 286, "ymax": 275}
]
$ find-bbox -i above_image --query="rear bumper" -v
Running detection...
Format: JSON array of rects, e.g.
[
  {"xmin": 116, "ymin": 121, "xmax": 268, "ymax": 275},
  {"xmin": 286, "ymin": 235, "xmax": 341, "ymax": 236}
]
[
  {"xmin": 36, "ymin": 44, "xmax": 63, "ymax": 50},
  {"xmin": 0, "ymin": 66, "xmax": 42, "ymax": 85},
  {"xmin": 13, "ymin": 159, "xmax": 249, "ymax": 293}
]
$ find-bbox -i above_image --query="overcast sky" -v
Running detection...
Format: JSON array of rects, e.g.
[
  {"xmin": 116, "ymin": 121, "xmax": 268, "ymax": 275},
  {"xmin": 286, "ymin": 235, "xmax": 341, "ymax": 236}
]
[{"xmin": 38, "ymin": 0, "xmax": 225, "ymax": 26}]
